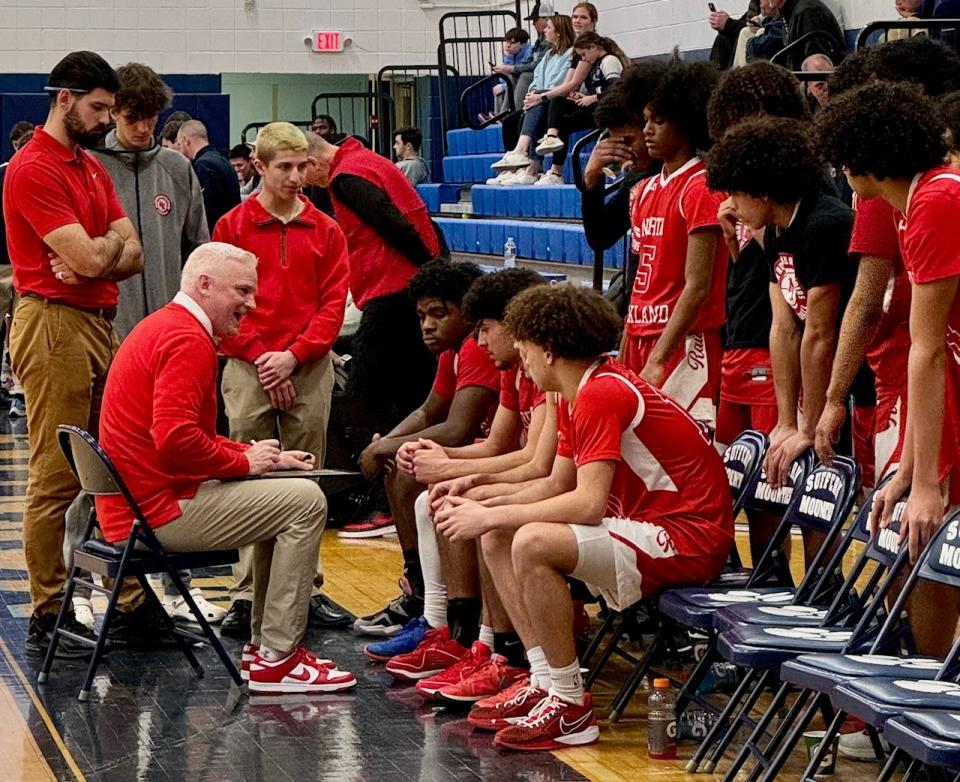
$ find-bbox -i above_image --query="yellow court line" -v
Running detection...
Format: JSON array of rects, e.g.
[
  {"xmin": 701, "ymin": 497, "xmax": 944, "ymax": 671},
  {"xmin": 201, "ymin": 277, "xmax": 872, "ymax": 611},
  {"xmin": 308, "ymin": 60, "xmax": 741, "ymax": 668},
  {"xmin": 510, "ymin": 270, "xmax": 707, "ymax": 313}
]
[{"xmin": 0, "ymin": 635, "xmax": 87, "ymax": 782}]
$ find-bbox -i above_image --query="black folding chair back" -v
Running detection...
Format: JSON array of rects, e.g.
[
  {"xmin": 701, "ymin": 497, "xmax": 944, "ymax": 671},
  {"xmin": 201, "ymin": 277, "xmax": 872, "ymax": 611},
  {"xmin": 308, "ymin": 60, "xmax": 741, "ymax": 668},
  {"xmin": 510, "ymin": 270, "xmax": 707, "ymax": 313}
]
[{"xmin": 39, "ymin": 426, "xmax": 243, "ymax": 701}]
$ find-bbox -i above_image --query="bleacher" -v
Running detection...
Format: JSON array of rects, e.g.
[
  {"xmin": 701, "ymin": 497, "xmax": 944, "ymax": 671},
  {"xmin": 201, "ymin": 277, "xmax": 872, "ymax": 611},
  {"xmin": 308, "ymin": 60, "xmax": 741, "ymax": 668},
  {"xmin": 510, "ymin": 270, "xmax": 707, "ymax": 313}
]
[{"xmin": 418, "ymin": 125, "xmax": 626, "ymax": 275}]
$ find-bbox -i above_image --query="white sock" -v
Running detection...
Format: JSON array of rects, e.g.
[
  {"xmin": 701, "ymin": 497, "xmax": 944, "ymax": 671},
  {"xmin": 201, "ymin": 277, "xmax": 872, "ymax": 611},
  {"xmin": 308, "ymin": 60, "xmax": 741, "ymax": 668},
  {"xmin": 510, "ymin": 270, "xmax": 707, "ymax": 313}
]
[
  {"xmin": 548, "ymin": 659, "xmax": 585, "ymax": 705},
  {"xmin": 414, "ymin": 492, "xmax": 447, "ymax": 628},
  {"xmin": 526, "ymin": 645, "xmax": 551, "ymax": 691},
  {"xmin": 478, "ymin": 624, "xmax": 494, "ymax": 648},
  {"xmin": 258, "ymin": 645, "xmax": 292, "ymax": 662}
]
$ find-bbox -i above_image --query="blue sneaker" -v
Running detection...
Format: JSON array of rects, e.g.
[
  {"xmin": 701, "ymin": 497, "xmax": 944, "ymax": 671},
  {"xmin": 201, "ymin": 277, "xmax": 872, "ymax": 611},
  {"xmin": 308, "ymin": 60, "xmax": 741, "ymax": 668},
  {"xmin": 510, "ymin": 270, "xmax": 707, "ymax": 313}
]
[{"xmin": 364, "ymin": 616, "xmax": 429, "ymax": 662}]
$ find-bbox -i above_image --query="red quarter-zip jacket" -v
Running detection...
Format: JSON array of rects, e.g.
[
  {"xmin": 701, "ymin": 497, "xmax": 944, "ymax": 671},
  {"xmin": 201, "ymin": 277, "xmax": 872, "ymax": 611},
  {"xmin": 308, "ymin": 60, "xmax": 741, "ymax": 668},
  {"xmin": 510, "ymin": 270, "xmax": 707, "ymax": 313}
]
[{"xmin": 215, "ymin": 194, "xmax": 349, "ymax": 364}]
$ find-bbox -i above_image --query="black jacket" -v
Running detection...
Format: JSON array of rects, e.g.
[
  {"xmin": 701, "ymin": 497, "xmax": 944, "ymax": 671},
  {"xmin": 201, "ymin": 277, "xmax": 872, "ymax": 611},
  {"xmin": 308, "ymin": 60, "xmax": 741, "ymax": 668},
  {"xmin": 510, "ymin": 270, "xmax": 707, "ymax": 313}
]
[
  {"xmin": 779, "ymin": 0, "xmax": 845, "ymax": 69},
  {"xmin": 192, "ymin": 145, "xmax": 241, "ymax": 234}
]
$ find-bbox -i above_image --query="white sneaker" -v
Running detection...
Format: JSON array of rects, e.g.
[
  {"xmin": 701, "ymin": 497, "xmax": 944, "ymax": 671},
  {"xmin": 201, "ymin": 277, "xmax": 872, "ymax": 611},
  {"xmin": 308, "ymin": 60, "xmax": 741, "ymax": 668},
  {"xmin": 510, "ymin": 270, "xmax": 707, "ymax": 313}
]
[
  {"xmin": 72, "ymin": 596, "xmax": 95, "ymax": 631},
  {"xmin": 534, "ymin": 171, "xmax": 564, "ymax": 186},
  {"xmin": 535, "ymin": 134, "xmax": 564, "ymax": 155},
  {"xmin": 491, "ymin": 151, "xmax": 533, "ymax": 171},
  {"xmin": 508, "ymin": 171, "xmax": 537, "ymax": 185},
  {"xmin": 164, "ymin": 587, "xmax": 228, "ymax": 624},
  {"xmin": 485, "ymin": 171, "xmax": 510, "ymax": 185},
  {"xmin": 837, "ymin": 729, "xmax": 888, "ymax": 761}
]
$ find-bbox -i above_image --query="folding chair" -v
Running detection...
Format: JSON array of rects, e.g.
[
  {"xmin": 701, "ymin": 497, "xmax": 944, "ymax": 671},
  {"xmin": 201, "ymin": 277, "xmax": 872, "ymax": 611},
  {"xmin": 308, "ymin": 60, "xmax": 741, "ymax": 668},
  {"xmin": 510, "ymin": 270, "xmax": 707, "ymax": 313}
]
[
  {"xmin": 688, "ymin": 482, "xmax": 914, "ymax": 777},
  {"xmin": 881, "ymin": 710, "xmax": 960, "ymax": 781},
  {"xmin": 39, "ymin": 425, "xmax": 243, "ymax": 701},
  {"xmin": 658, "ymin": 455, "xmax": 859, "ymax": 738}
]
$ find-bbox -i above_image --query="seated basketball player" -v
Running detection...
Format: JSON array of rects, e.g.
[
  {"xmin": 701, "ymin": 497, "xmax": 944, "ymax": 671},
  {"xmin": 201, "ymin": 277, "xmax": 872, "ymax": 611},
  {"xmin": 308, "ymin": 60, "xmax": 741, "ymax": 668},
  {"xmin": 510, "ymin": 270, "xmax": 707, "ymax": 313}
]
[{"xmin": 433, "ymin": 284, "xmax": 734, "ymax": 751}]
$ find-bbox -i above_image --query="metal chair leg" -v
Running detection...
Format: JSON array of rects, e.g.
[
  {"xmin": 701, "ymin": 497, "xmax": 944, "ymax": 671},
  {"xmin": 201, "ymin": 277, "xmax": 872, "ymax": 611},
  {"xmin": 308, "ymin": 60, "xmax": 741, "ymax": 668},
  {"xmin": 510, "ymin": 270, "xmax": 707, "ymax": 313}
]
[
  {"xmin": 137, "ymin": 574, "xmax": 204, "ymax": 674},
  {"xmin": 675, "ymin": 633, "xmax": 718, "ymax": 718},
  {"xmin": 78, "ymin": 567, "xmax": 130, "ymax": 701},
  {"xmin": 703, "ymin": 668, "xmax": 773, "ymax": 774},
  {"xmin": 38, "ymin": 568, "xmax": 81, "ymax": 684},
  {"xmin": 608, "ymin": 627, "xmax": 662, "ymax": 722},
  {"xmin": 754, "ymin": 688, "xmax": 823, "ymax": 782},
  {"xmin": 721, "ymin": 680, "xmax": 800, "ymax": 782},
  {"xmin": 687, "ymin": 667, "xmax": 759, "ymax": 772},
  {"xmin": 584, "ymin": 610, "xmax": 632, "ymax": 690},
  {"xmin": 793, "ymin": 706, "xmax": 845, "ymax": 782},
  {"xmin": 580, "ymin": 607, "xmax": 618, "ymax": 672}
]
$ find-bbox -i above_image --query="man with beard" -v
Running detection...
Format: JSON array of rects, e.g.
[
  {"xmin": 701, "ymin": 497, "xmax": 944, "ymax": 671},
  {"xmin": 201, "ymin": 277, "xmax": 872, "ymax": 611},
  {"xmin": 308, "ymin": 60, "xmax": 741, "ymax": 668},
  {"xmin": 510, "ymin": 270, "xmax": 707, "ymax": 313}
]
[{"xmin": 3, "ymin": 51, "xmax": 144, "ymax": 657}]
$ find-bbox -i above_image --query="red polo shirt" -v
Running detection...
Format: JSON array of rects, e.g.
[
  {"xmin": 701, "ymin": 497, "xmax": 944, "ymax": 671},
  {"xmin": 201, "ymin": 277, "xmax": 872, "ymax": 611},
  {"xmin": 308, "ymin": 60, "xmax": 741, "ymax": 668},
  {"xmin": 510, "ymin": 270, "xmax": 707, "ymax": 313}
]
[
  {"xmin": 215, "ymin": 194, "xmax": 350, "ymax": 364},
  {"xmin": 3, "ymin": 126, "xmax": 126, "ymax": 308}
]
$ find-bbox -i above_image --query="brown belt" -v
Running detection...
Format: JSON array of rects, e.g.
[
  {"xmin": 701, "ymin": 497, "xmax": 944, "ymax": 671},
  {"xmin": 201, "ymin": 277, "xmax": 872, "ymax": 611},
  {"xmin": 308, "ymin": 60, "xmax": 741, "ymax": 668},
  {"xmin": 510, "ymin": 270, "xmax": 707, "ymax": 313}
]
[{"xmin": 22, "ymin": 292, "xmax": 117, "ymax": 321}]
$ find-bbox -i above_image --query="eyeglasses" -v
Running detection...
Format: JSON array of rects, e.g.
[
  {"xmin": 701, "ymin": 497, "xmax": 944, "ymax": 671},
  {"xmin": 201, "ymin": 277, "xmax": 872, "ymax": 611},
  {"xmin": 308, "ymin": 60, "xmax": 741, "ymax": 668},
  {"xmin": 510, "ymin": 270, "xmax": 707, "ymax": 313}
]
[{"xmin": 43, "ymin": 86, "xmax": 89, "ymax": 95}]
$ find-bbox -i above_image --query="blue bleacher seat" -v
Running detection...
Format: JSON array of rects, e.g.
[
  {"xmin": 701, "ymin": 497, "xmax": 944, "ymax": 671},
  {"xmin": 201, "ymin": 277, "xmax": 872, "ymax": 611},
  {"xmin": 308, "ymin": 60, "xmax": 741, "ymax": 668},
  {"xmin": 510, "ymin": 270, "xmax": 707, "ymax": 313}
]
[{"xmin": 416, "ymin": 184, "xmax": 461, "ymax": 212}]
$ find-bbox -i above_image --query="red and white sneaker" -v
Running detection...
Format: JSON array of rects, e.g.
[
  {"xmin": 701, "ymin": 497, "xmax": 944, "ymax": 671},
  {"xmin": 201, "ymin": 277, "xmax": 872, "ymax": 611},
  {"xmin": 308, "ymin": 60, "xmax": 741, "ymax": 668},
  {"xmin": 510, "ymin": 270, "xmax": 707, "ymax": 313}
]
[
  {"xmin": 493, "ymin": 693, "xmax": 600, "ymax": 751},
  {"xmin": 436, "ymin": 653, "xmax": 526, "ymax": 705},
  {"xmin": 415, "ymin": 640, "xmax": 491, "ymax": 699},
  {"xmin": 467, "ymin": 678, "xmax": 546, "ymax": 731},
  {"xmin": 385, "ymin": 626, "xmax": 468, "ymax": 682},
  {"xmin": 248, "ymin": 646, "xmax": 356, "ymax": 694},
  {"xmin": 337, "ymin": 515, "xmax": 396, "ymax": 539},
  {"xmin": 241, "ymin": 642, "xmax": 333, "ymax": 682}
]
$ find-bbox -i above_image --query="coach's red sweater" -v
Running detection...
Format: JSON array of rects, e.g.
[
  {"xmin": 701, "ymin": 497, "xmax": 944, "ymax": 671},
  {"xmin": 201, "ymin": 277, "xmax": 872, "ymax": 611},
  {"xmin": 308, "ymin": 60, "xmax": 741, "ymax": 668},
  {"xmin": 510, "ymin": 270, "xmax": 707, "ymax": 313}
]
[
  {"xmin": 215, "ymin": 194, "xmax": 349, "ymax": 364},
  {"xmin": 95, "ymin": 298, "xmax": 250, "ymax": 542}
]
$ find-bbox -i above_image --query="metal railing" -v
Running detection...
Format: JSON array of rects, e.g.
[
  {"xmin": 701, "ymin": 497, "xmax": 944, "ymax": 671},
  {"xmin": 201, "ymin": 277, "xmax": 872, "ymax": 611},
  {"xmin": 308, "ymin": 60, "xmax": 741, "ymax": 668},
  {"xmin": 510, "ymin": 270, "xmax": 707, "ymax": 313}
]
[
  {"xmin": 856, "ymin": 18, "xmax": 960, "ymax": 52},
  {"xmin": 438, "ymin": 10, "xmax": 521, "ymax": 152},
  {"xmin": 310, "ymin": 91, "xmax": 396, "ymax": 156},
  {"xmin": 460, "ymin": 72, "xmax": 515, "ymax": 130},
  {"xmin": 240, "ymin": 120, "xmax": 313, "ymax": 144},
  {"xmin": 769, "ymin": 29, "xmax": 845, "ymax": 67}
]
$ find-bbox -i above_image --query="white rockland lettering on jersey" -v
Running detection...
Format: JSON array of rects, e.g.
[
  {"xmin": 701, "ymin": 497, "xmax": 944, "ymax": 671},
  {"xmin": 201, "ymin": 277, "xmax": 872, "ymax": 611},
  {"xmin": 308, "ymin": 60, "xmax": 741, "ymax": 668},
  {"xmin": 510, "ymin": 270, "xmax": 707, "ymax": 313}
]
[
  {"xmin": 799, "ymin": 494, "xmax": 836, "ymax": 521},
  {"xmin": 642, "ymin": 216, "xmax": 665, "ymax": 237},
  {"xmin": 626, "ymin": 303, "xmax": 670, "ymax": 325},
  {"xmin": 877, "ymin": 527, "xmax": 900, "ymax": 554}
]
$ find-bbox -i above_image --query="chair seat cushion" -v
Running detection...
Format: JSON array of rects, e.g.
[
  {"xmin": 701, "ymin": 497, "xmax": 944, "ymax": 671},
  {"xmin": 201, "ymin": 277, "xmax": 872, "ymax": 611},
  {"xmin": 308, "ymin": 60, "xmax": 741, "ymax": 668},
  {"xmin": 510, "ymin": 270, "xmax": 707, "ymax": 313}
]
[
  {"xmin": 883, "ymin": 713, "xmax": 960, "ymax": 771},
  {"xmin": 781, "ymin": 653, "xmax": 942, "ymax": 691},
  {"xmin": 832, "ymin": 677, "xmax": 960, "ymax": 727},
  {"xmin": 717, "ymin": 624, "xmax": 856, "ymax": 667},
  {"xmin": 76, "ymin": 540, "xmax": 239, "ymax": 577}
]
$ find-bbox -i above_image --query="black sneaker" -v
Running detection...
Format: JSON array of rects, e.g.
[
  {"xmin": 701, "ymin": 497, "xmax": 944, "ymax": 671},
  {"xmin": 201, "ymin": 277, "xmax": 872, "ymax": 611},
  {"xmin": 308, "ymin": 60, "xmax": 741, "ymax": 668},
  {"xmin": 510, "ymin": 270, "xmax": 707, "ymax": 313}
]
[
  {"xmin": 219, "ymin": 598, "xmax": 252, "ymax": 639},
  {"xmin": 26, "ymin": 610, "xmax": 98, "ymax": 660},
  {"xmin": 308, "ymin": 594, "xmax": 352, "ymax": 629},
  {"xmin": 352, "ymin": 581, "xmax": 424, "ymax": 637},
  {"xmin": 106, "ymin": 599, "xmax": 178, "ymax": 648}
]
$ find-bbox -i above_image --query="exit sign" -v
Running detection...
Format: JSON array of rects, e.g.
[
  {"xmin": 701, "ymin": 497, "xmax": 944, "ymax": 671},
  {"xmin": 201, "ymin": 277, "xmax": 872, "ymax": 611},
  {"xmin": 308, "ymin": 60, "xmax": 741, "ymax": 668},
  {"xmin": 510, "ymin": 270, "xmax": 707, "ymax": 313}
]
[{"xmin": 310, "ymin": 31, "xmax": 344, "ymax": 52}]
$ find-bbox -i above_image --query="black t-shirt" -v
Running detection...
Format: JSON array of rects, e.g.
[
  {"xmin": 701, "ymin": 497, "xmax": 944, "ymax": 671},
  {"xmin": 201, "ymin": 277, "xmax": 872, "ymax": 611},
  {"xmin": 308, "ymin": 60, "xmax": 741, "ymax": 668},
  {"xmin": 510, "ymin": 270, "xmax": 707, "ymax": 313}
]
[
  {"xmin": 725, "ymin": 238, "xmax": 772, "ymax": 349},
  {"xmin": 765, "ymin": 193, "xmax": 855, "ymax": 326}
]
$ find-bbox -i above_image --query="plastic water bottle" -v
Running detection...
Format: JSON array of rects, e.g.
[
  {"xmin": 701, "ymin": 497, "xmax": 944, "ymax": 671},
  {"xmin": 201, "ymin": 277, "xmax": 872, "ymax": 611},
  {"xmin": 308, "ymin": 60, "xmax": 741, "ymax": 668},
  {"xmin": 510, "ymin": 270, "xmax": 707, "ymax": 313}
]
[
  {"xmin": 648, "ymin": 677, "xmax": 678, "ymax": 760},
  {"xmin": 503, "ymin": 237, "xmax": 517, "ymax": 269}
]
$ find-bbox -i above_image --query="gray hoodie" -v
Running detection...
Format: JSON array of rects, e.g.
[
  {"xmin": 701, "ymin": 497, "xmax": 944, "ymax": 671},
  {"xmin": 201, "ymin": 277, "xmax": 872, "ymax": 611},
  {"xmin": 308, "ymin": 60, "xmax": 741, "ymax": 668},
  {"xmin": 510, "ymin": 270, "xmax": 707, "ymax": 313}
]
[{"xmin": 91, "ymin": 130, "xmax": 209, "ymax": 339}]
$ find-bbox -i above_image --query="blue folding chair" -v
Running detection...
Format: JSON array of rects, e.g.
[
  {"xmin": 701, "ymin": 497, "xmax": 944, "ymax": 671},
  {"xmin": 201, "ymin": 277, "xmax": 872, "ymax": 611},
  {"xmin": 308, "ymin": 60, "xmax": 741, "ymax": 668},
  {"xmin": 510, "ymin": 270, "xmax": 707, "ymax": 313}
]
[
  {"xmin": 688, "ymin": 483, "xmax": 914, "ymax": 777},
  {"xmin": 661, "ymin": 455, "xmax": 857, "ymax": 727},
  {"xmin": 882, "ymin": 710, "xmax": 960, "ymax": 780},
  {"xmin": 580, "ymin": 430, "xmax": 769, "ymax": 717}
]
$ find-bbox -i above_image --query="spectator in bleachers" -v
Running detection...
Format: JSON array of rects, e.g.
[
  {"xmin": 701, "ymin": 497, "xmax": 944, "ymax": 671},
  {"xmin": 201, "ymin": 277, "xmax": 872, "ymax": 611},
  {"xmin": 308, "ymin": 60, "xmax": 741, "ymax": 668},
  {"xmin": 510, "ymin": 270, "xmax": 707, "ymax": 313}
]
[
  {"xmin": 354, "ymin": 261, "xmax": 499, "ymax": 637},
  {"xmin": 766, "ymin": 0, "xmax": 845, "ymax": 70},
  {"xmin": 707, "ymin": 117, "xmax": 855, "ymax": 570},
  {"xmin": 581, "ymin": 64, "xmax": 666, "ymax": 315},
  {"xmin": 739, "ymin": 1, "xmax": 787, "ymax": 66},
  {"xmin": 228, "ymin": 143, "xmax": 260, "ymax": 198},
  {"xmin": 532, "ymin": 32, "xmax": 629, "ymax": 186},
  {"xmin": 5, "ymin": 51, "xmax": 146, "ymax": 657},
  {"xmin": 434, "ymin": 284, "xmax": 733, "ymax": 750},
  {"xmin": 213, "ymin": 122, "xmax": 351, "ymax": 636},
  {"xmin": 801, "ymin": 52, "xmax": 833, "ymax": 106},
  {"xmin": 177, "ymin": 120, "xmax": 241, "ymax": 234},
  {"xmin": 709, "ymin": 0, "xmax": 762, "ymax": 69},
  {"xmin": 486, "ymin": 27, "xmax": 532, "ymax": 119},
  {"xmin": 619, "ymin": 60, "xmax": 727, "ymax": 435},
  {"xmin": 494, "ymin": 2, "xmax": 552, "ymax": 113},
  {"xmin": 312, "ymin": 114, "xmax": 345, "ymax": 144},
  {"xmin": 393, "ymin": 126, "xmax": 430, "ymax": 186},
  {"xmin": 888, "ymin": 0, "xmax": 928, "ymax": 39},
  {"xmin": 488, "ymin": 14, "xmax": 576, "ymax": 185}
]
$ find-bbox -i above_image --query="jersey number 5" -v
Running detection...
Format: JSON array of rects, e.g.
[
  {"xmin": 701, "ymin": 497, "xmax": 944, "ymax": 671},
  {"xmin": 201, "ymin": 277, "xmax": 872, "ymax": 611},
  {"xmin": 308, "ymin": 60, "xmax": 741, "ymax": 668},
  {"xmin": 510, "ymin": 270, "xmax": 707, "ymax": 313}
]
[{"xmin": 633, "ymin": 244, "xmax": 655, "ymax": 294}]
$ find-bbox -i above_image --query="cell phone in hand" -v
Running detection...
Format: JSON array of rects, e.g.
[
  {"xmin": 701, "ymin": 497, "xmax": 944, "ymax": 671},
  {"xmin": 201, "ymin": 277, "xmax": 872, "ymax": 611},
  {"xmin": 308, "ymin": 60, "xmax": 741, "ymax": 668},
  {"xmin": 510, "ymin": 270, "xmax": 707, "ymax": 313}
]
[{"xmin": 708, "ymin": 3, "xmax": 717, "ymax": 11}]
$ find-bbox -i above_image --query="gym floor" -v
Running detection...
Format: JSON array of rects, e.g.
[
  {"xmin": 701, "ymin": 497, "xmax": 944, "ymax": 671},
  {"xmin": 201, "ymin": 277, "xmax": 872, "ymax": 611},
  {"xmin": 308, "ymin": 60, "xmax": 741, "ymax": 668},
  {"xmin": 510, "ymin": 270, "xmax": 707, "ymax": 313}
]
[{"xmin": 0, "ymin": 421, "xmax": 878, "ymax": 781}]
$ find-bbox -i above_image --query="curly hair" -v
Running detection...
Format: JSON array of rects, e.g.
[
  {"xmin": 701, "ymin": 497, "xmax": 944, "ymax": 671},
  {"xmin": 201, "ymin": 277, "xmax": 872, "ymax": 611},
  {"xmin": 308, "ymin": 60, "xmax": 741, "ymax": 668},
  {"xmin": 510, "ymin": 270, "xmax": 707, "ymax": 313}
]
[
  {"xmin": 942, "ymin": 91, "xmax": 960, "ymax": 153},
  {"xmin": 708, "ymin": 61, "xmax": 810, "ymax": 141},
  {"xmin": 595, "ymin": 61, "xmax": 667, "ymax": 129},
  {"xmin": 814, "ymin": 81, "xmax": 947, "ymax": 180},
  {"xmin": 462, "ymin": 267, "xmax": 544, "ymax": 323},
  {"xmin": 113, "ymin": 63, "xmax": 172, "ymax": 120},
  {"xmin": 706, "ymin": 116, "xmax": 823, "ymax": 203},
  {"xmin": 504, "ymin": 284, "xmax": 620, "ymax": 360},
  {"xmin": 647, "ymin": 60, "xmax": 720, "ymax": 151},
  {"xmin": 408, "ymin": 260, "xmax": 484, "ymax": 309},
  {"xmin": 829, "ymin": 37, "xmax": 960, "ymax": 99}
]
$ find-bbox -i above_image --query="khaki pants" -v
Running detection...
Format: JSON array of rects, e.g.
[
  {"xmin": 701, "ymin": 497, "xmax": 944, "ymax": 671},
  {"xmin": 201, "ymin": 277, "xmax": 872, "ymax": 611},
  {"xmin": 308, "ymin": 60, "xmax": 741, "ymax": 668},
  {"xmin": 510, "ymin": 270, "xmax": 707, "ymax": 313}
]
[
  {"xmin": 153, "ymin": 477, "xmax": 326, "ymax": 653},
  {"xmin": 221, "ymin": 355, "xmax": 334, "ymax": 601},
  {"xmin": 10, "ymin": 296, "xmax": 143, "ymax": 615}
]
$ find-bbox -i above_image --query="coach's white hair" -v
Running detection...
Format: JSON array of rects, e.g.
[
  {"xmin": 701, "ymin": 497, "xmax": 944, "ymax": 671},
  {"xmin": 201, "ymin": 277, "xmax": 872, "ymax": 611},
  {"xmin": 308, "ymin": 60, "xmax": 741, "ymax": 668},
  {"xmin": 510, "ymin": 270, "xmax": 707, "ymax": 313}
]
[{"xmin": 180, "ymin": 242, "xmax": 257, "ymax": 291}]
